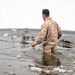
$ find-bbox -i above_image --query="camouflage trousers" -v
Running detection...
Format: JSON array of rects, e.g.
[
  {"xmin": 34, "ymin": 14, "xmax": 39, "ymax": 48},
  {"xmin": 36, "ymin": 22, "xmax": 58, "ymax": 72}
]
[{"xmin": 43, "ymin": 44, "xmax": 56, "ymax": 54}]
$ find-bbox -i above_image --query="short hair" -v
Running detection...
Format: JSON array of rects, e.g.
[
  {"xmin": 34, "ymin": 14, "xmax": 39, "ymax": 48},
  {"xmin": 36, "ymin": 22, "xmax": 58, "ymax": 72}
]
[{"xmin": 42, "ymin": 9, "xmax": 50, "ymax": 16}]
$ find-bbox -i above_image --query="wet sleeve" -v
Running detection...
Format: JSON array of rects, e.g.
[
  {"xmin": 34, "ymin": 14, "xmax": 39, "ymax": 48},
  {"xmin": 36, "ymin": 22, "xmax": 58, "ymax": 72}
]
[{"xmin": 33, "ymin": 23, "xmax": 47, "ymax": 46}]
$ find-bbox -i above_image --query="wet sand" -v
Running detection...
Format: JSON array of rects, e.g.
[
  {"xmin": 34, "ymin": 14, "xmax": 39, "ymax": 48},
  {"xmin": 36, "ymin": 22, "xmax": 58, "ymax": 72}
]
[{"xmin": 0, "ymin": 29, "xmax": 75, "ymax": 75}]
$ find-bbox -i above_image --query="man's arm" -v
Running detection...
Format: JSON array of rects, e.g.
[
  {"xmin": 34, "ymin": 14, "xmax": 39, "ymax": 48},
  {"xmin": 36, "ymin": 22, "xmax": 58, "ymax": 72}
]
[
  {"xmin": 57, "ymin": 24, "xmax": 62, "ymax": 39},
  {"xmin": 32, "ymin": 23, "xmax": 48, "ymax": 47}
]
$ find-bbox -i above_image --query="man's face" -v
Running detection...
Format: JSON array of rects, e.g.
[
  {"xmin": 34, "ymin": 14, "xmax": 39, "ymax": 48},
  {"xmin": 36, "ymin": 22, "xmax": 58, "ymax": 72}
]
[{"xmin": 42, "ymin": 14, "xmax": 46, "ymax": 20}]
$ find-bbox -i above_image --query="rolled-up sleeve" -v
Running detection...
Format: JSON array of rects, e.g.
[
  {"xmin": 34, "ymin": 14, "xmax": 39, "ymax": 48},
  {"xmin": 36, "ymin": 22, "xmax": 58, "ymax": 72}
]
[{"xmin": 33, "ymin": 23, "xmax": 48, "ymax": 46}]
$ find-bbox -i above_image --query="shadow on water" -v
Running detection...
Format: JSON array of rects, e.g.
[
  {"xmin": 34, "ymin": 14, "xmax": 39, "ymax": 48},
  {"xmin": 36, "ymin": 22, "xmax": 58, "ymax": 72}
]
[
  {"xmin": 42, "ymin": 53, "xmax": 61, "ymax": 66},
  {"xmin": 35, "ymin": 52, "xmax": 61, "ymax": 67}
]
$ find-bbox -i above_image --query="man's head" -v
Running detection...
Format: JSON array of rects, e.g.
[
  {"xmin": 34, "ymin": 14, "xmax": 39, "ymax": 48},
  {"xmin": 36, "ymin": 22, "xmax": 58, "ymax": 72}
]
[{"xmin": 42, "ymin": 9, "xmax": 50, "ymax": 20}]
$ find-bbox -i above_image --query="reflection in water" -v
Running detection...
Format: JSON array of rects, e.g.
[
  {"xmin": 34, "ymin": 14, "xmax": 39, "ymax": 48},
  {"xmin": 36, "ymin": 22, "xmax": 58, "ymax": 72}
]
[
  {"xmin": 40, "ymin": 71, "xmax": 58, "ymax": 75},
  {"xmin": 39, "ymin": 52, "xmax": 61, "ymax": 75},
  {"xmin": 42, "ymin": 52, "xmax": 61, "ymax": 66}
]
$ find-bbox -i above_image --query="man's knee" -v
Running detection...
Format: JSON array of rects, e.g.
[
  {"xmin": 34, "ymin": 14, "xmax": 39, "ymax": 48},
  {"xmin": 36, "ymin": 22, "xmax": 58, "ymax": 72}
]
[
  {"xmin": 43, "ymin": 46, "xmax": 52, "ymax": 54},
  {"xmin": 43, "ymin": 45, "xmax": 56, "ymax": 54}
]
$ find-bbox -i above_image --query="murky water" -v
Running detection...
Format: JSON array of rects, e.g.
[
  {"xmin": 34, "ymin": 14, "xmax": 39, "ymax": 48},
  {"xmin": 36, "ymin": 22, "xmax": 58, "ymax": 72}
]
[
  {"xmin": 42, "ymin": 53, "xmax": 61, "ymax": 66},
  {"xmin": 0, "ymin": 29, "xmax": 75, "ymax": 75},
  {"xmin": 38, "ymin": 53, "xmax": 61, "ymax": 75}
]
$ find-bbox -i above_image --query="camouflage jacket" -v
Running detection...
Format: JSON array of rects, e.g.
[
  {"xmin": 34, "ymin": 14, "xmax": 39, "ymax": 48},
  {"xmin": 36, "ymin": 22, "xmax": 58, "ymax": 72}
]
[{"xmin": 33, "ymin": 17, "xmax": 62, "ymax": 46}]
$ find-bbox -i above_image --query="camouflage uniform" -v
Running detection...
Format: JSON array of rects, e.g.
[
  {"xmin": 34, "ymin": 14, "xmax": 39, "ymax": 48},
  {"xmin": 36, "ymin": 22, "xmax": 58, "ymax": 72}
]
[{"xmin": 33, "ymin": 17, "xmax": 62, "ymax": 53}]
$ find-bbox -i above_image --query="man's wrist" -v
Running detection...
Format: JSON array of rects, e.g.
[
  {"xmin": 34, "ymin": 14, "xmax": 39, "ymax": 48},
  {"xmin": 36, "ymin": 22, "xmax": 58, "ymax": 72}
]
[{"xmin": 33, "ymin": 42, "xmax": 36, "ymax": 46}]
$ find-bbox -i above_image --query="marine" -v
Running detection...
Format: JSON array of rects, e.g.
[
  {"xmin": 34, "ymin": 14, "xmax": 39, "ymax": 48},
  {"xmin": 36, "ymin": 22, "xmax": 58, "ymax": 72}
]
[{"xmin": 32, "ymin": 9, "xmax": 62, "ymax": 54}]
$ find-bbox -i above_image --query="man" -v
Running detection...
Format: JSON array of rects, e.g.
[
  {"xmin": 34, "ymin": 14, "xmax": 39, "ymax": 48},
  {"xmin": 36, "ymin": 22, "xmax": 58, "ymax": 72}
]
[{"xmin": 32, "ymin": 9, "xmax": 62, "ymax": 54}]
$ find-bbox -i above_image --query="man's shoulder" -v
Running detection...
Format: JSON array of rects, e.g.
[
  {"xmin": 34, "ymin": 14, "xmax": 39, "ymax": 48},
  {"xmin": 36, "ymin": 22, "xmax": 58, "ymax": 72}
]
[
  {"xmin": 41, "ymin": 22, "xmax": 48, "ymax": 28},
  {"xmin": 44, "ymin": 20, "xmax": 50, "ymax": 25},
  {"xmin": 52, "ymin": 20, "xmax": 57, "ymax": 24},
  {"xmin": 41, "ymin": 19, "xmax": 57, "ymax": 27}
]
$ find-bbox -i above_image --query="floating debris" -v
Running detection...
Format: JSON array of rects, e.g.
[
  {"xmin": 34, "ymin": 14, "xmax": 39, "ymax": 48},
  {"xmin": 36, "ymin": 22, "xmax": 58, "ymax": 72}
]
[
  {"xmin": 42, "ymin": 70, "xmax": 50, "ymax": 74},
  {"xmin": 30, "ymin": 66, "xmax": 42, "ymax": 72},
  {"xmin": 17, "ymin": 55, "xmax": 21, "ymax": 59},
  {"xmin": 3, "ymin": 33, "xmax": 10, "ymax": 37},
  {"xmin": 29, "ymin": 65, "xmax": 73, "ymax": 74},
  {"xmin": 59, "ymin": 69, "xmax": 67, "ymax": 73},
  {"xmin": 52, "ymin": 67, "xmax": 59, "ymax": 72},
  {"xmin": 11, "ymin": 36, "xmax": 17, "ymax": 39},
  {"xmin": 52, "ymin": 68, "xmax": 67, "ymax": 73},
  {"xmin": 29, "ymin": 65, "xmax": 50, "ymax": 74},
  {"xmin": 73, "ymin": 61, "xmax": 75, "ymax": 64},
  {"xmin": 9, "ymin": 72, "xmax": 15, "ymax": 75},
  {"xmin": 60, "ymin": 65, "xmax": 63, "ymax": 68}
]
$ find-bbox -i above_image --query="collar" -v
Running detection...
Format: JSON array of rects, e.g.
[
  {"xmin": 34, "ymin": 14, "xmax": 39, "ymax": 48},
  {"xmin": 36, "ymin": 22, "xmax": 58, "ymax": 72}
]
[{"xmin": 45, "ymin": 17, "xmax": 52, "ymax": 21}]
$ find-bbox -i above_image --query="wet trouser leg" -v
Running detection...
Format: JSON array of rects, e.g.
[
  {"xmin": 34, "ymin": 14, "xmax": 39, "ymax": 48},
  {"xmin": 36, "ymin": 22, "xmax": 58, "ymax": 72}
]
[{"xmin": 43, "ymin": 44, "xmax": 56, "ymax": 54}]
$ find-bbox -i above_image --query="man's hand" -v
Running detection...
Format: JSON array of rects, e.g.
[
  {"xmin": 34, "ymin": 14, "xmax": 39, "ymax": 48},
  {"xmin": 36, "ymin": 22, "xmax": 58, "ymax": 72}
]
[{"xmin": 32, "ymin": 43, "xmax": 36, "ymax": 47}]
